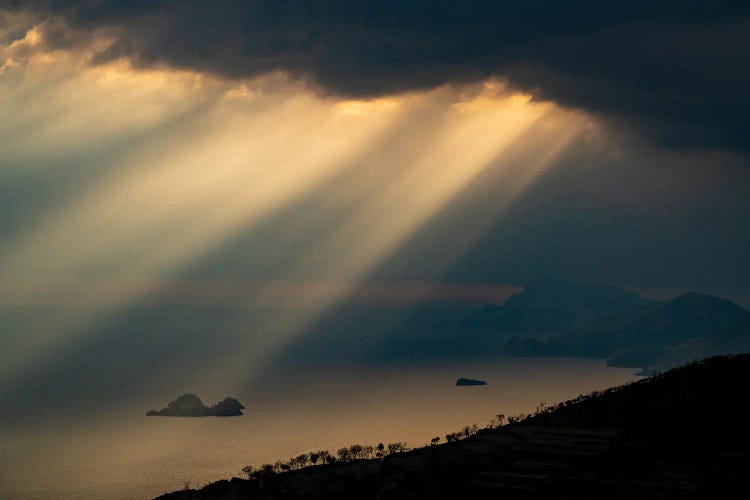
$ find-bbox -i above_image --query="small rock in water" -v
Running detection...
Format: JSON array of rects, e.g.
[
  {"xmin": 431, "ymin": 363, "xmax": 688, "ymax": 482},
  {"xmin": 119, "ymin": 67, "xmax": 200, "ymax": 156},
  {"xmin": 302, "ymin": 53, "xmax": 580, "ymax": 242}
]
[{"xmin": 456, "ymin": 378, "xmax": 487, "ymax": 386}]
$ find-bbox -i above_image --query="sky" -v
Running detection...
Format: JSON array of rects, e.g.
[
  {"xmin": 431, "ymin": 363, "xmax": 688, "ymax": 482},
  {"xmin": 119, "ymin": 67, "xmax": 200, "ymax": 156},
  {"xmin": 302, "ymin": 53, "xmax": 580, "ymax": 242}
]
[{"xmin": 1, "ymin": 2, "xmax": 749, "ymax": 415}]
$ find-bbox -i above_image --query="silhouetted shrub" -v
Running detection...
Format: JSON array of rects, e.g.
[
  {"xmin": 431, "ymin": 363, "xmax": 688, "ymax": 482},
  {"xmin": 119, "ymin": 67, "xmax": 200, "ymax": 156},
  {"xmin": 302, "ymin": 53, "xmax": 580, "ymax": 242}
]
[
  {"xmin": 387, "ymin": 442, "xmax": 408, "ymax": 454},
  {"xmin": 336, "ymin": 447, "xmax": 351, "ymax": 462},
  {"xmin": 240, "ymin": 465, "xmax": 253, "ymax": 479}
]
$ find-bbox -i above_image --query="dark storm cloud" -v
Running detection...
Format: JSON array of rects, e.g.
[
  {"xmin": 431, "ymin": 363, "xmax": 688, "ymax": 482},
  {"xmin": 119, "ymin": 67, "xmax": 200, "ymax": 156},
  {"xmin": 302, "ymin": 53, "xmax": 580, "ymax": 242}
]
[{"xmin": 2, "ymin": 1, "xmax": 749, "ymax": 151}]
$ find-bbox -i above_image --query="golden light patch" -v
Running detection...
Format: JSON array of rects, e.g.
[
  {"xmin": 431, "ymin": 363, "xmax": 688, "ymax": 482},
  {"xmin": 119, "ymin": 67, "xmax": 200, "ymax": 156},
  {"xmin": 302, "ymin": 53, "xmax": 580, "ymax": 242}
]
[
  {"xmin": 334, "ymin": 97, "xmax": 400, "ymax": 116},
  {"xmin": 222, "ymin": 83, "xmax": 256, "ymax": 100},
  {"xmin": 90, "ymin": 59, "xmax": 206, "ymax": 93},
  {"xmin": 452, "ymin": 89, "xmax": 535, "ymax": 113},
  {"xmin": 14, "ymin": 25, "xmax": 42, "ymax": 46}
]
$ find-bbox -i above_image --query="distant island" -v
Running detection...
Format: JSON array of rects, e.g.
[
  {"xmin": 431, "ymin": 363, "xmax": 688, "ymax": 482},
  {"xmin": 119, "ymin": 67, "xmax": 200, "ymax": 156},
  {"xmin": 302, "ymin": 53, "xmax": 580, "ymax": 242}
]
[
  {"xmin": 455, "ymin": 378, "xmax": 486, "ymax": 386},
  {"xmin": 146, "ymin": 394, "xmax": 245, "ymax": 417}
]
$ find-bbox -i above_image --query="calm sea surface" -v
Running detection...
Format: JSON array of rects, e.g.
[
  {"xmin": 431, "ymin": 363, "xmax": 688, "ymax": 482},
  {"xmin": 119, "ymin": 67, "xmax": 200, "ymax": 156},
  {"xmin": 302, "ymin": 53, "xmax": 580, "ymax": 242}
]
[{"xmin": 1, "ymin": 358, "xmax": 637, "ymax": 500}]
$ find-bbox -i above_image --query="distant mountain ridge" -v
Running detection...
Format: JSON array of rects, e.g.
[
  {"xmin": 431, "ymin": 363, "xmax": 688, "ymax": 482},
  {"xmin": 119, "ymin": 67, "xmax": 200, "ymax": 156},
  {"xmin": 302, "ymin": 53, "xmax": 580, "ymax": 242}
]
[
  {"xmin": 489, "ymin": 278, "xmax": 652, "ymax": 335},
  {"xmin": 504, "ymin": 278, "xmax": 650, "ymax": 313},
  {"xmin": 281, "ymin": 278, "xmax": 749, "ymax": 370},
  {"xmin": 364, "ymin": 279, "xmax": 654, "ymax": 361},
  {"xmin": 505, "ymin": 285, "xmax": 750, "ymax": 372}
]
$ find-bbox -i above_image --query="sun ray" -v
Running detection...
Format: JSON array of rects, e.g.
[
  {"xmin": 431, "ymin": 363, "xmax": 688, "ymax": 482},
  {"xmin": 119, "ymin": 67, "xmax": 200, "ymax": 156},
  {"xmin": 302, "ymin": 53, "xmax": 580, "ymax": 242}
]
[
  {"xmin": 0, "ymin": 70, "xmax": 403, "ymax": 386},
  {"xmin": 0, "ymin": 44, "xmax": 592, "ymax": 394},
  {"xmin": 189, "ymin": 88, "xmax": 583, "ymax": 387}
]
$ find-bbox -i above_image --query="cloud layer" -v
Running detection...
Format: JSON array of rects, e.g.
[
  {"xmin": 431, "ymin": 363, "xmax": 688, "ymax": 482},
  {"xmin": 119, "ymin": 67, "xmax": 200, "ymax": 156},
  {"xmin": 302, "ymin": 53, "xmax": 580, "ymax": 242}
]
[{"xmin": 3, "ymin": 1, "xmax": 749, "ymax": 151}]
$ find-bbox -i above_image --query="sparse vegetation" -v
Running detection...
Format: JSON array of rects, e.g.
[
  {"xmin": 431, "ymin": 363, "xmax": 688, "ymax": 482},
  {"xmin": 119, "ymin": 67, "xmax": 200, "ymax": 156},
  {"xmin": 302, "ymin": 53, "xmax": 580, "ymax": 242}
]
[
  {"xmin": 236, "ymin": 408, "xmax": 547, "ymax": 478},
  {"xmin": 236, "ymin": 368, "xmax": 680, "ymax": 481},
  {"xmin": 240, "ymin": 465, "xmax": 253, "ymax": 479},
  {"xmin": 236, "ymin": 409, "xmax": 537, "ymax": 479}
]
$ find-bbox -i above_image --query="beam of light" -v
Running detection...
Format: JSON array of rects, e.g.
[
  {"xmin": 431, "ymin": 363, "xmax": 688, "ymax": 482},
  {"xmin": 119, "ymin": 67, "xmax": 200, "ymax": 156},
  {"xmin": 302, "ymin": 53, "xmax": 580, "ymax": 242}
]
[
  {"xmin": 305, "ymin": 92, "xmax": 547, "ymax": 278},
  {"xmin": 406, "ymin": 110, "xmax": 594, "ymax": 276},
  {"xmin": 199, "ymin": 86, "xmax": 590, "ymax": 387},
  {"xmin": 0, "ymin": 17, "xmax": 599, "ymax": 400},
  {"xmin": 0, "ymin": 60, "xmax": 403, "ymax": 389},
  {"xmin": 0, "ymin": 60, "xmax": 212, "ymax": 167}
]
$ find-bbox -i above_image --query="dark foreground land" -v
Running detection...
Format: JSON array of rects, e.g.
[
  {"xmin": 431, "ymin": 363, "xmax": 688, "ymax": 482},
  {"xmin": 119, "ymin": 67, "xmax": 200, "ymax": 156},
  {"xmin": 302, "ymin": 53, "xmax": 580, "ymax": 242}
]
[{"xmin": 158, "ymin": 355, "xmax": 750, "ymax": 499}]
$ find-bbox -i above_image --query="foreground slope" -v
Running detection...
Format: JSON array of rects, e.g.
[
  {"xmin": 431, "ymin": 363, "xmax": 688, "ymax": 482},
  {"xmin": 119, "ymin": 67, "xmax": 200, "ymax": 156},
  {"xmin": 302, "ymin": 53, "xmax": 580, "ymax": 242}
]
[{"xmin": 158, "ymin": 354, "xmax": 750, "ymax": 499}]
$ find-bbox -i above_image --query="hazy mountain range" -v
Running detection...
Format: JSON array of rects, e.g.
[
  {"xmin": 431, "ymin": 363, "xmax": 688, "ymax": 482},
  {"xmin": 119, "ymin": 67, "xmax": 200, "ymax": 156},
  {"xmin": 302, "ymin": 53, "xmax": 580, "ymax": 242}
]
[
  {"xmin": 501, "ymin": 280, "xmax": 750, "ymax": 372},
  {"xmin": 287, "ymin": 278, "xmax": 750, "ymax": 373}
]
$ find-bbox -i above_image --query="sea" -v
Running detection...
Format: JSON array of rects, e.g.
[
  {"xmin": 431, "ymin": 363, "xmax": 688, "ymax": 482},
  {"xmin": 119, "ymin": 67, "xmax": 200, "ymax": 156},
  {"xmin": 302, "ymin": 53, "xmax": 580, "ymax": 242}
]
[{"xmin": 0, "ymin": 358, "xmax": 637, "ymax": 500}]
